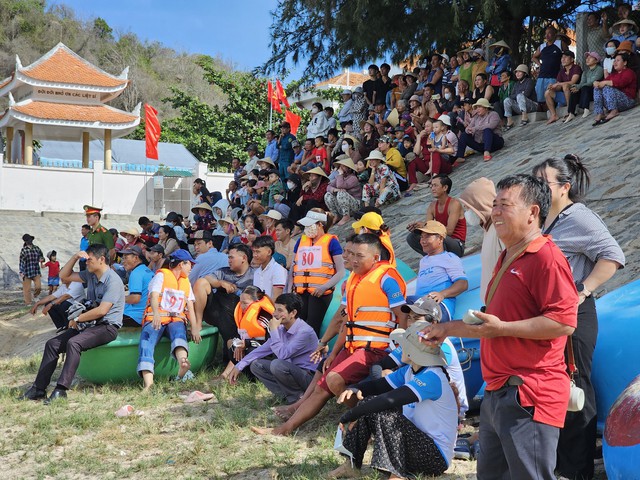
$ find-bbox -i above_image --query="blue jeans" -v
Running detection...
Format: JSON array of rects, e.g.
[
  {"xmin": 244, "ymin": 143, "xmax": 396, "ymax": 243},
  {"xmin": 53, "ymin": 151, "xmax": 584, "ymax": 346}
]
[
  {"xmin": 278, "ymin": 161, "xmax": 291, "ymax": 185},
  {"xmin": 137, "ymin": 321, "xmax": 189, "ymax": 375}
]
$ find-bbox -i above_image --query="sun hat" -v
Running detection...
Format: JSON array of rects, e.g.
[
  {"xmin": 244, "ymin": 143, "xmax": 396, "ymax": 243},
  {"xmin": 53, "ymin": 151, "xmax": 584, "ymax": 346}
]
[
  {"xmin": 341, "ymin": 89, "xmax": 352, "ymax": 95},
  {"xmin": 473, "ymin": 48, "xmax": 485, "ymax": 57},
  {"xmin": 416, "ymin": 220, "xmax": 447, "ymax": 238},
  {"xmin": 378, "ymin": 135, "xmax": 392, "ymax": 144},
  {"xmin": 437, "ymin": 53, "xmax": 450, "ymax": 62},
  {"xmin": 334, "ymin": 156, "xmax": 357, "ymax": 171},
  {"xmin": 438, "ymin": 114, "xmax": 452, "ymax": 126},
  {"xmin": 473, "ymin": 98, "xmax": 493, "ymax": 109},
  {"xmin": 301, "ymin": 166, "xmax": 329, "ymax": 179},
  {"xmin": 187, "ymin": 229, "xmax": 214, "ymax": 244},
  {"xmin": 260, "ymin": 210, "xmax": 283, "ymax": 221},
  {"xmin": 400, "ymin": 295, "xmax": 442, "ymax": 322},
  {"xmin": 489, "ymin": 40, "xmax": 511, "ymax": 50},
  {"xmin": 616, "ymin": 40, "xmax": 634, "ymax": 54},
  {"xmin": 365, "ymin": 150, "xmax": 386, "ymax": 163},
  {"xmin": 457, "ymin": 47, "xmax": 473, "ymax": 55},
  {"xmin": 360, "ymin": 118, "xmax": 376, "ymax": 130},
  {"xmin": 409, "ymin": 94, "xmax": 420, "ymax": 102},
  {"xmin": 352, "ymin": 212, "xmax": 385, "ymax": 233},
  {"xmin": 121, "ymin": 226, "xmax": 140, "ymax": 237},
  {"xmin": 297, "ymin": 210, "xmax": 328, "ymax": 227},
  {"xmin": 584, "ymin": 51, "xmax": 602, "ymax": 62},
  {"xmin": 515, "ymin": 64, "xmax": 530, "ymax": 75},
  {"xmin": 389, "ymin": 321, "xmax": 448, "ymax": 367},
  {"xmin": 353, "ymin": 86, "xmax": 364, "ymax": 94},
  {"xmin": 258, "ymin": 157, "xmax": 276, "ymax": 167},
  {"xmin": 191, "ymin": 202, "xmax": 213, "ymax": 214},
  {"xmin": 169, "ymin": 249, "xmax": 195, "ymax": 264},
  {"xmin": 613, "ymin": 19, "xmax": 638, "ymax": 30}
]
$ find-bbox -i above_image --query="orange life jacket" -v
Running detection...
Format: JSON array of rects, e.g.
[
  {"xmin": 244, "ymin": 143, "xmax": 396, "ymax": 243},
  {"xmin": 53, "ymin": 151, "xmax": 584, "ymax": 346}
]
[
  {"xmin": 292, "ymin": 233, "xmax": 338, "ymax": 295},
  {"xmin": 380, "ymin": 231, "xmax": 396, "ymax": 267},
  {"xmin": 345, "ymin": 263, "xmax": 406, "ymax": 352},
  {"xmin": 143, "ymin": 268, "xmax": 191, "ymax": 325},
  {"xmin": 233, "ymin": 296, "xmax": 275, "ymax": 340}
]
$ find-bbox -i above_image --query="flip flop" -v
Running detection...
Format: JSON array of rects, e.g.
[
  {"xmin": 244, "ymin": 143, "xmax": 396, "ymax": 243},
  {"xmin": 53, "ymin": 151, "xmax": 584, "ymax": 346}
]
[
  {"xmin": 519, "ymin": 120, "xmax": 529, "ymax": 126},
  {"xmin": 115, "ymin": 405, "xmax": 144, "ymax": 417},
  {"xmin": 592, "ymin": 118, "xmax": 609, "ymax": 127},
  {"xmin": 403, "ymin": 192, "xmax": 413, "ymax": 197},
  {"xmin": 183, "ymin": 390, "xmax": 216, "ymax": 404},
  {"xmin": 173, "ymin": 370, "xmax": 195, "ymax": 382}
]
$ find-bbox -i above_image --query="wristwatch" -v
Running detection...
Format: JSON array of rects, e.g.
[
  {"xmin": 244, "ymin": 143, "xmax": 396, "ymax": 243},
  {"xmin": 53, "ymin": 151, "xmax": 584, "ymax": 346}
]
[
  {"xmin": 576, "ymin": 283, "xmax": 591, "ymax": 298},
  {"xmin": 318, "ymin": 340, "xmax": 328, "ymax": 347}
]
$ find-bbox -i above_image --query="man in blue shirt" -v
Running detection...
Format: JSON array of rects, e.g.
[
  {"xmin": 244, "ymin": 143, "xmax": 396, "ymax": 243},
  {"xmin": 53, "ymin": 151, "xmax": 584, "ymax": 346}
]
[
  {"xmin": 79, "ymin": 224, "xmax": 90, "ymax": 271},
  {"xmin": 265, "ymin": 129, "xmax": 280, "ymax": 165},
  {"xmin": 188, "ymin": 230, "xmax": 228, "ymax": 285},
  {"xmin": 415, "ymin": 221, "xmax": 468, "ymax": 321},
  {"xmin": 276, "ymin": 122, "xmax": 296, "ymax": 181},
  {"xmin": 228, "ymin": 293, "xmax": 318, "ymax": 403},
  {"xmin": 120, "ymin": 246, "xmax": 154, "ymax": 327}
]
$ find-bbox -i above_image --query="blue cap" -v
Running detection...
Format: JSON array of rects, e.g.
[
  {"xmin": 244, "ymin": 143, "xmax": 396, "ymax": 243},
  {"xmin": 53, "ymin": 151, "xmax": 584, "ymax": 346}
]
[{"xmin": 170, "ymin": 249, "xmax": 195, "ymax": 264}]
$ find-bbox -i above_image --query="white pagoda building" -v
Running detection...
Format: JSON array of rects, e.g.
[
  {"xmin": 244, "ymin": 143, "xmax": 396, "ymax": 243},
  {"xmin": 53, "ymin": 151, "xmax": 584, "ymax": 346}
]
[{"xmin": 0, "ymin": 42, "xmax": 140, "ymax": 169}]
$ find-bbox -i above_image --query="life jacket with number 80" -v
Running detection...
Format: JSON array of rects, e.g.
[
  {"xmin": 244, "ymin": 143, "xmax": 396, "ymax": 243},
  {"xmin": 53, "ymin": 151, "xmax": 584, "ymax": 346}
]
[
  {"xmin": 292, "ymin": 233, "xmax": 338, "ymax": 295},
  {"xmin": 345, "ymin": 263, "xmax": 406, "ymax": 352},
  {"xmin": 143, "ymin": 268, "xmax": 191, "ymax": 325}
]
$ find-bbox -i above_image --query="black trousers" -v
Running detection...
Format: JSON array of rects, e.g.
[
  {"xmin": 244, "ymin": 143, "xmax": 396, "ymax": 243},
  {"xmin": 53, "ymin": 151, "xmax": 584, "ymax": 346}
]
[
  {"xmin": 48, "ymin": 301, "xmax": 71, "ymax": 329},
  {"xmin": 203, "ymin": 290, "xmax": 240, "ymax": 362},
  {"xmin": 34, "ymin": 323, "xmax": 118, "ymax": 390},
  {"xmin": 568, "ymin": 87, "xmax": 593, "ymax": 115},
  {"xmin": 556, "ymin": 296, "xmax": 598, "ymax": 480},
  {"xmin": 299, "ymin": 291, "xmax": 332, "ymax": 336}
]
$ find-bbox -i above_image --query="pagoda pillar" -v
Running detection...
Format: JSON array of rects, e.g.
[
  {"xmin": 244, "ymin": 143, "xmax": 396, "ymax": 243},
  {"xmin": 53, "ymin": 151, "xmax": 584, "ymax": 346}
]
[
  {"xmin": 5, "ymin": 127, "xmax": 13, "ymax": 163},
  {"xmin": 82, "ymin": 132, "xmax": 90, "ymax": 168},
  {"xmin": 24, "ymin": 123, "xmax": 33, "ymax": 166},
  {"xmin": 104, "ymin": 129, "xmax": 112, "ymax": 170}
]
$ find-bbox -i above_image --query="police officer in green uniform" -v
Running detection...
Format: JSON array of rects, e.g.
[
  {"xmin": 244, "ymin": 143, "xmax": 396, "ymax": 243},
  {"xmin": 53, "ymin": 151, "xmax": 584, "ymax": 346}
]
[{"xmin": 83, "ymin": 205, "xmax": 115, "ymax": 261}]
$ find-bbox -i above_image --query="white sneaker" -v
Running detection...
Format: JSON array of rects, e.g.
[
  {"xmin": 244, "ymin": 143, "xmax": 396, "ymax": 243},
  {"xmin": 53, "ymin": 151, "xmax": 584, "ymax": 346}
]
[
  {"xmin": 564, "ymin": 113, "xmax": 575, "ymax": 124},
  {"xmin": 582, "ymin": 108, "xmax": 590, "ymax": 118}
]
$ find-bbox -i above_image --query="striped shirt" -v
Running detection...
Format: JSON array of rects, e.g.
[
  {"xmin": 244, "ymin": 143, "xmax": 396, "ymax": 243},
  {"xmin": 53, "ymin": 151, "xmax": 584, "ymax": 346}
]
[{"xmin": 544, "ymin": 203, "xmax": 625, "ymax": 284}]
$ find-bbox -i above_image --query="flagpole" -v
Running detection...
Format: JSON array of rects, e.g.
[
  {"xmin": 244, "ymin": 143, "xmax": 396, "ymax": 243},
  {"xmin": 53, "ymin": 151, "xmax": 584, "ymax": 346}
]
[{"xmin": 269, "ymin": 77, "xmax": 274, "ymax": 129}]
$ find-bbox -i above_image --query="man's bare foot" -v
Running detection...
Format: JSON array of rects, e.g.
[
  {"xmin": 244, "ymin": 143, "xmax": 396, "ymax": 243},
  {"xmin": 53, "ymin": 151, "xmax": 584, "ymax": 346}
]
[
  {"xmin": 546, "ymin": 115, "xmax": 558, "ymax": 125},
  {"xmin": 271, "ymin": 405, "xmax": 295, "ymax": 421},
  {"xmin": 328, "ymin": 461, "xmax": 361, "ymax": 478},
  {"xmin": 142, "ymin": 383, "xmax": 153, "ymax": 393},
  {"xmin": 178, "ymin": 358, "xmax": 191, "ymax": 379}
]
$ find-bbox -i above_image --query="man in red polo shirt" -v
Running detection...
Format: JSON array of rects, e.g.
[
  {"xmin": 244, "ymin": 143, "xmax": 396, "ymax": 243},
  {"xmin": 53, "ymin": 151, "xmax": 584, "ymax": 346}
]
[{"xmin": 421, "ymin": 174, "xmax": 578, "ymax": 480}]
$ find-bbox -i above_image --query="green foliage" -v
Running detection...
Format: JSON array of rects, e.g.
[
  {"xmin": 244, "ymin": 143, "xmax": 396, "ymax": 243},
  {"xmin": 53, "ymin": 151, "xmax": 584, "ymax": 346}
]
[
  {"xmin": 160, "ymin": 58, "xmax": 289, "ymax": 169},
  {"xmin": 263, "ymin": 0, "xmax": 595, "ymax": 81},
  {"xmin": 92, "ymin": 17, "xmax": 112, "ymax": 39}
]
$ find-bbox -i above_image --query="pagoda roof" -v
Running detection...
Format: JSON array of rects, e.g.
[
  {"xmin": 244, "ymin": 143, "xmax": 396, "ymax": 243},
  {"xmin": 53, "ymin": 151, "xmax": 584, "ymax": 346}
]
[
  {"xmin": 0, "ymin": 43, "xmax": 129, "ymax": 98},
  {"xmin": 315, "ymin": 72, "xmax": 368, "ymax": 88},
  {"xmin": 0, "ymin": 99, "xmax": 141, "ymax": 141}
]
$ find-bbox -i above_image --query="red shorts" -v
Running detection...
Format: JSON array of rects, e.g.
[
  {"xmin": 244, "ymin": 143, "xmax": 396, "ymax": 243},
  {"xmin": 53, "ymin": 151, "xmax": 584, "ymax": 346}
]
[{"xmin": 317, "ymin": 348, "xmax": 387, "ymax": 394}]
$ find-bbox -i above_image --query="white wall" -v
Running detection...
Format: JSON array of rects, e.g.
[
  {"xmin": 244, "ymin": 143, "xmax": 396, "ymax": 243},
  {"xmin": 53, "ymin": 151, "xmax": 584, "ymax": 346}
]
[{"xmin": 0, "ymin": 160, "xmax": 234, "ymax": 215}]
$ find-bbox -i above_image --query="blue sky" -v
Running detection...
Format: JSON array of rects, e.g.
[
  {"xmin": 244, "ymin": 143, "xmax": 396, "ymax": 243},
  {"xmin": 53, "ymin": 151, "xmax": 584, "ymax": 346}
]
[{"xmin": 48, "ymin": 0, "xmax": 308, "ymax": 79}]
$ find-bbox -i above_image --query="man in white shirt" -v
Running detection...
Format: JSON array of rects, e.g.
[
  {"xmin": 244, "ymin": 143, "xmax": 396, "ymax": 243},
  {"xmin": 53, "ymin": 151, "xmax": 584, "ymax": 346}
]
[
  {"xmin": 252, "ymin": 235, "xmax": 287, "ymax": 299},
  {"xmin": 30, "ymin": 280, "xmax": 85, "ymax": 331}
]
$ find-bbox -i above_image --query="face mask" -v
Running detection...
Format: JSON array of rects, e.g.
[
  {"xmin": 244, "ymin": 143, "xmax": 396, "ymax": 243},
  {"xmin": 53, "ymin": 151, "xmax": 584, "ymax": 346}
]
[
  {"xmin": 606, "ymin": 46, "xmax": 616, "ymax": 56},
  {"xmin": 444, "ymin": 93, "xmax": 452, "ymax": 100},
  {"xmin": 304, "ymin": 224, "xmax": 319, "ymax": 238},
  {"xmin": 341, "ymin": 143, "xmax": 349, "ymax": 153},
  {"xmin": 311, "ymin": 107, "xmax": 319, "ymax": 114},
  {"xmin": 287, "ymin": 181, "xmax": 296, "ymax": 190},
  {"xmin": 464, "ymin": 209, "xmax": 482, "ymax": 227}
]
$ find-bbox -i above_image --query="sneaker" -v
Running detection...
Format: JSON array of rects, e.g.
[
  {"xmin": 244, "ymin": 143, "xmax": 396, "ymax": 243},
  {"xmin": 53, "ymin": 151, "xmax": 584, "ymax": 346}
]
[
  {"xmin": 454, "ymin": 438, "xmax": 471, "ymax": 460},
  {"xmin": 582, "ymin": 108, "xmax": 590, "ymax": 118}
]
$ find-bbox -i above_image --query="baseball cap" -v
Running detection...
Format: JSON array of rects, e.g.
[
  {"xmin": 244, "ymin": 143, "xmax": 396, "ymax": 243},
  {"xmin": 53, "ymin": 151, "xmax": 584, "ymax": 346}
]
[
  {"xmin": 400, "ymin": 295, "xmax": 442, "ymax": 322},
  {"xmin": 416, "ymin": 220, "xmax": 447, "ymax": 238},
  {"xmin": 120, "ymin": 245, "xmax": 146, "ymax": 260},
  {"xmin": 169, "ymin": 249, "xmax": 195, "ymax": 264},
  {"xmin": 389, "ymin": 321, "xmax": 447, "ymax": 367},
  {"xmin": 261, "ymin": 210, "xmax": 283, "ymax": 221},
  {"xmin": 298, "ymin": 210, "xmax": 328, "ymax": 227},
  {"xmin": 352, "ymin": 212, "xmax": 385, "ymax": 233},
  {"xmin": 149, "ymin": 244, "xmax": 165, "ymax": 254}
]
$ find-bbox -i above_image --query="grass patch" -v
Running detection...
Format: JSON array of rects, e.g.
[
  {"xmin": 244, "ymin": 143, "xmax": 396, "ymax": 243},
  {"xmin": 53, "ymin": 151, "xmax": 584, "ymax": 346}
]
[{"xmin": 2, "ymin": 355, "xmax": 478, "ymax": 479}]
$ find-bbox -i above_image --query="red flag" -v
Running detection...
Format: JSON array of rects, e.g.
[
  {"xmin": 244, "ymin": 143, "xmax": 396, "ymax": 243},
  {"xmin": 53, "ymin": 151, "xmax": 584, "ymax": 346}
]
[
  {"xmin": 144, "ymin": 104, "xmax": 160, "ymax": 160},
  {"xmin": 275, "ymin": 79, "xmax": 290, "ymax": 109},
  {"xmin": 267, "ymin": 80, "xmax": 282, "ymax": 113},
  {"xmin": 285, "ymin": 110, "xmax": 301, "ymax": 136}
]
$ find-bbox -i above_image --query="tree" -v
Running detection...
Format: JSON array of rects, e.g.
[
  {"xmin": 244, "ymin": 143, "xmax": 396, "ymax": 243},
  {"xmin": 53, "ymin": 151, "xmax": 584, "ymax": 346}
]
[{"xmin": 263, "ymin": 0, "xmax": 601, "ymax": 81}]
